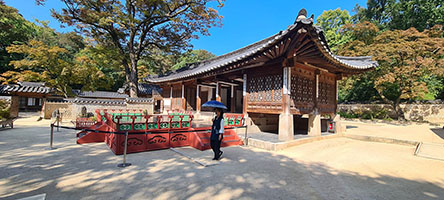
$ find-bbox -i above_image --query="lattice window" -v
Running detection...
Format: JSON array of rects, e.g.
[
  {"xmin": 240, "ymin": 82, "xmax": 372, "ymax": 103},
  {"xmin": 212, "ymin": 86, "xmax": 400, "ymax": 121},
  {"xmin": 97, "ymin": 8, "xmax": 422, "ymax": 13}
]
[
  {"xmin": 318, "ymin": 73, "xmax": 336, "ymax": 106},
  {"xmin": 290, "ymin": 74, "xmax": 314, "ymax": 103},
  {"xmin": 248, "ymin": 74, "xmax": 282, "ymax": 102}
]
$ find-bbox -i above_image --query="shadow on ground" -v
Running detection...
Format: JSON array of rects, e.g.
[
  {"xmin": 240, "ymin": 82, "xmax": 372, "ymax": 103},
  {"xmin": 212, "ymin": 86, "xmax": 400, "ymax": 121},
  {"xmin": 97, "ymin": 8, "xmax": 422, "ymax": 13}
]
[
  {"xmin": 431, "ymin": 128, "xmax": 444, "ymax": 140},
  {"xmin": 0, "ymin": 121, "xmax": 443, "ymax": 199},
  {"xmin": 346, "ymin": 125, "xmax": 358, "ymax": 129}
]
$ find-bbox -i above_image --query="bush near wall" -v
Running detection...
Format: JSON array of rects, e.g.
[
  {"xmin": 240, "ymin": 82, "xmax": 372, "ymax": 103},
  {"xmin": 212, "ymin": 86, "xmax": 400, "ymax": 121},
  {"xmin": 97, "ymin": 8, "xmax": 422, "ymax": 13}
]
[
  {"xmin": 0, "ymin": 99, "xmax": 11, "ymax": 120},
  {"xmin": 338, "ymin": 105, "xmax": 392, "ymax": 120}
]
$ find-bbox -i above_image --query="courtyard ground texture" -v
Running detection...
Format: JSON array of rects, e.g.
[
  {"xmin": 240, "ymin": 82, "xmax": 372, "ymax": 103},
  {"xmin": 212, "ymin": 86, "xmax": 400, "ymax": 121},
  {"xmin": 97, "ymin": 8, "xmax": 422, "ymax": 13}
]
[{"xmin": 1, "ymin": 115, "xmax": 444, "ymax": 200}]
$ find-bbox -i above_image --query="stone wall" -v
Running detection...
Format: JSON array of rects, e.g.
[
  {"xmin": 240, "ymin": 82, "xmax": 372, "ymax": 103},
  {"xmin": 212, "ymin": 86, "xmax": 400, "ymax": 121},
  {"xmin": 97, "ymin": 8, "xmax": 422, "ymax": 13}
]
[
  {"xmin": 338, "ymin": 103, "xmax": 444, "ymax": 124},
  {"xmin": 43, "ymin": 101, "xmax": 72, "ymax": 120},
  {"xmin": 10, "ymin": 96, "xmax": 19, "ymax": 118},
  {"xmin": 44, "ymin": 99, "xmax": 154, "ymax": 121}
]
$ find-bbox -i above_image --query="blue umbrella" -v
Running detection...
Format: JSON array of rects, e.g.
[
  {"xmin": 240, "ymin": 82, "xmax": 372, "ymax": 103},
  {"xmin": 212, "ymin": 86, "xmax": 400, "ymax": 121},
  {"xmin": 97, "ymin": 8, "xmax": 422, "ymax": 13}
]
[{"xmin": 202, "ymin": 100, "xmax": 227, "ymax": 110}]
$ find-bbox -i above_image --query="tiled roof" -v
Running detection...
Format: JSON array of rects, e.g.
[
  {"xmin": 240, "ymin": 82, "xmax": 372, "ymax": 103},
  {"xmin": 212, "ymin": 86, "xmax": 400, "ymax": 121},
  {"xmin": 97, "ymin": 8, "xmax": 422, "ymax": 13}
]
[
  {"xmin": 126, "ymin": 97, "xmax": 153, "ymax": 104},
  {"xmin": 117, "ymin": 83, "xmax": 162, "ymax": 95},
  {"xmin": 145, "ymin": 9, "xmax": 378, "ymax": 83},
  {"xmin": 48, "ymin": 97, "xmax": 153, "ymax": 105},
  {"xmin": 71, "ymin": 98, "xmax": 126, "ymax": 105},
  {"xmin": 72, "ymin": 90, "xmax": 129, "ymax": 99},
  {"xmin": 0, "ymin": 82, "xmax": 52, "ymax": 94}
]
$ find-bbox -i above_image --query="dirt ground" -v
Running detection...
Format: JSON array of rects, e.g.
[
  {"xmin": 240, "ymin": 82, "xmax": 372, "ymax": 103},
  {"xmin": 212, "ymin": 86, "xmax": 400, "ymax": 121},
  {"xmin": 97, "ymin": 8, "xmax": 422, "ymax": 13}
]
[
  {"xmin": 343, "ymin": 120, "xmax": 444, "ymax": 144},
  {"xmin": 1, "ymin": 115, "xmax": 444, "ymax": 200}
]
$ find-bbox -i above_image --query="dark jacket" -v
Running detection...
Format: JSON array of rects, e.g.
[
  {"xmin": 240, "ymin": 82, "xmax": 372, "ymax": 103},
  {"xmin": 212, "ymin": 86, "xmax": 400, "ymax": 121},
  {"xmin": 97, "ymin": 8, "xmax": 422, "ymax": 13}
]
[{"xmin": 210, "ymin": 116, "xmax": 223, "ymax": 141}]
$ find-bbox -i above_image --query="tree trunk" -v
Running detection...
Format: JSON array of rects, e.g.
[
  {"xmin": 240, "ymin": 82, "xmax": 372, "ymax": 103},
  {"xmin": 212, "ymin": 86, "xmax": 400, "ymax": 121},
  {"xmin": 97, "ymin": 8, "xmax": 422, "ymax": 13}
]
[
  {"xmin": 377, "ymin": 90, "xmax": 405, "ymax": 120},
  {"xmin": 392, "ymin": 98, "xmax": 405, "ymax": 120},
  {"xmin": 128, "ymin": 53, "xmax": 139, "ymax": 98}
]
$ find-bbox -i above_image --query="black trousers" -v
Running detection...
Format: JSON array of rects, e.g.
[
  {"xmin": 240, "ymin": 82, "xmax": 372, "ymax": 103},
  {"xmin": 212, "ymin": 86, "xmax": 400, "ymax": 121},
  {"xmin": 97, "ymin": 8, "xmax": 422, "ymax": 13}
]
[{"xmin": 210, "ymin": 137, "xmax": 223, "ymax": 158}]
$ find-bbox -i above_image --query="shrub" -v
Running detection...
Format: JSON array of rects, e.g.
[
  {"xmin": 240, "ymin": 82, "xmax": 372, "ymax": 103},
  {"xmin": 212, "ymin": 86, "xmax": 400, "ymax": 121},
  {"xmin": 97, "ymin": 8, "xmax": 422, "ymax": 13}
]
[
  {"xmin": 0, "ymin": 99, "xmax": 10, "ymax": 120},
  {"xmin": 338, "ymin": 106, "xmax": 392, "ymax": 120},
  {"xmin": 338, "ymin": 111, "xmax": 358, "ymax": 119}
]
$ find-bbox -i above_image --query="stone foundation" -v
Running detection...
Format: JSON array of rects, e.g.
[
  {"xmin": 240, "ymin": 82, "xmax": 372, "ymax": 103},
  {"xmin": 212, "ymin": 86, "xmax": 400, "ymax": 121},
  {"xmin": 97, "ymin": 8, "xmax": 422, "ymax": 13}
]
[
  {"xmin": 278, "ymin": 113, "xmax": 294, "ymax": 141},
  {"xmin": 248, "ymin": 113, "xmax": 279, "ymax": 133}
]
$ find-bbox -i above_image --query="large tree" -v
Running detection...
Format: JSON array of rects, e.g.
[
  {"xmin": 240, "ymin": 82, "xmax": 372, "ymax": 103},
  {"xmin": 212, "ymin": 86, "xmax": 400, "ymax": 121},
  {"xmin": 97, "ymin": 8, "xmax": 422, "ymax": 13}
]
[
  {"xmin": 43, "ymin": 0, "xmax": 223, "ymax": 97},
  {"xmin": 137, "ymin": 49, "xmax": 215, "ymax": 81},
  {"xmin": 315, "ymin": 8, "xmax": 352, "ymax": 53},
  {"xmin": 339, "ymin": 23, "xmax": 444, "ymax": 118},
  {"xmin": 354, "ymin": 0, "xmax": 444, "ymax": 31},
  {"xmin": 0, "ymin": 1, "xmax": 37, "ymax": 72},
  {"xmin": 5, "ymin": 40, "xmax": 109, "ymax": 97}
]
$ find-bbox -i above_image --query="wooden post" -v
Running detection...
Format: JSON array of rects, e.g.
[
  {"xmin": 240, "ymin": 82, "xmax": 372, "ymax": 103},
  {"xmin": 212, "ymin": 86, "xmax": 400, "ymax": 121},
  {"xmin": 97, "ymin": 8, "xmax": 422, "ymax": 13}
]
[
  {"xmin": 279, "ymin": 66, "xmax": 294, "ymax": 141},
  {"xmin": 282, "ymin": 67, "xmax": 291, "ymax": 114},
  {"xmin": 308, "ymin": 70, "xmax": 321, "ymax": 137},
  {"xmin": 230, "ymin": 85, "xmax": 235, "ymax": 113},
  {"xmin": 216, "ymin": 81, "xmax": 221, "ymax": 102},
  {"xmin": 196, "ymin": 85, "xmax": 201, "ymax": 113},
  {"xmin": 314, "ymin": 70, "xmax": 320, "ymax": 111},
  {"xmin": 169, "ymin": 86, "xmax": 173, "ymax": 111},
  {"xmin": 242, "ymin": 74, "xmax": 248, "ymax": 115},
  {"xmin": 335, "ymin": 77, "xmax": 338, "ymax": 114},
  {"xmin": 182, "ymin": 83, "xmax": 186, "ymax": 111}
]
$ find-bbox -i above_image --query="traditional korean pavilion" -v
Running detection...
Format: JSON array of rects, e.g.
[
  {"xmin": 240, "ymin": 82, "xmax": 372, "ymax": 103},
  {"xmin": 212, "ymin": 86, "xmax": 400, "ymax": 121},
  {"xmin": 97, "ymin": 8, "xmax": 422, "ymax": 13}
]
[{"xmin": 144, "ymin": 9, "xmax": 377, "ymax": 141}]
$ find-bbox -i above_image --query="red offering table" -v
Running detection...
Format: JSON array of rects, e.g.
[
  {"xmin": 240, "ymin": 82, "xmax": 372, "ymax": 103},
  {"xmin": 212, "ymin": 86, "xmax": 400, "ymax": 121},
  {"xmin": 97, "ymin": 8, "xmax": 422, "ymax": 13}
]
[
  {"xmin": 77, "ymin": 109, "xmax": 244, "ymax": 155},
  {"xmin": 169, "ymin": 132, "xmax": 190, "ymax": 148}
]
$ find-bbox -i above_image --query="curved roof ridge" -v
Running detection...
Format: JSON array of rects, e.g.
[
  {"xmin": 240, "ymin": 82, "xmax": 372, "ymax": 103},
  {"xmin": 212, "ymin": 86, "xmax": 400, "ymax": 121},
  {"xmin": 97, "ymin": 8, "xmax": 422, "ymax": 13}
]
[{"xmin": 145, "ymin": 9, "xmax": 377, "ymax": 83}]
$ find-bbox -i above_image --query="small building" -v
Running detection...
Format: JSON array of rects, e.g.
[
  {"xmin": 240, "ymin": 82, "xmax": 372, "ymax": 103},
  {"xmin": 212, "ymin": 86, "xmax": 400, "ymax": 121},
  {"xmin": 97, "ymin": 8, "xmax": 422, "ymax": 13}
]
[
  {"xmin": 44, "ymin": 90, "xmax": 154, "ymax": 120},
  {"xmin": 118, "ymin": 83, "xmax": 163, "ymax": 113},
  {"xmin": 73, "ymin": 90, "xmax": 129, "ymax": 100},
  {"xmin": 0, "ymin": 82, "xmax": 56, "ymax": 117},
  {"xmin": 117, "ymin": 83, "xmax": 162, "ymax": 98},
  {"xmin": 144, "ymin": 9, "xmax": 378, "ymax": 140}
]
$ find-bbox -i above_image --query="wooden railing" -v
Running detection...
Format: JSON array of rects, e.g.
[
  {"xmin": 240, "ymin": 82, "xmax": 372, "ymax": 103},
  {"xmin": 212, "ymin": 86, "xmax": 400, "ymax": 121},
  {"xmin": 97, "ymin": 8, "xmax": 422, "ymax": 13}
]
[
  {"xmin": 224, "ymin": 114, "xmax": 244, "ymax": 127},
  {"xmin": 95, "ymin": 109, "xmax": 194, "ymax": 132}
]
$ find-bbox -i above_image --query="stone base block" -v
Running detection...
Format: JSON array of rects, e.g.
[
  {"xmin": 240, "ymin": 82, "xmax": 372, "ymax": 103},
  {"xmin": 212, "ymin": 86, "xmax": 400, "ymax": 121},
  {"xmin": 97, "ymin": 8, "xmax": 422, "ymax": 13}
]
[
  {"xmin": 308, "ymin": 114, "xmax": 321, "ymax": 136},
  {"xmin": 279, "ymin": 113, "xmax": 294, "ymax": 141}
]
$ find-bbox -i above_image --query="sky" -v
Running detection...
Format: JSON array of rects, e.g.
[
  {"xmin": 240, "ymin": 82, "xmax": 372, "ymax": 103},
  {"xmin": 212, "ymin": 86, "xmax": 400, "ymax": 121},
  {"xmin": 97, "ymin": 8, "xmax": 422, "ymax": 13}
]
[{"xmin": 4, "ymin": 0, "xmax": 368, "ymax": 56}]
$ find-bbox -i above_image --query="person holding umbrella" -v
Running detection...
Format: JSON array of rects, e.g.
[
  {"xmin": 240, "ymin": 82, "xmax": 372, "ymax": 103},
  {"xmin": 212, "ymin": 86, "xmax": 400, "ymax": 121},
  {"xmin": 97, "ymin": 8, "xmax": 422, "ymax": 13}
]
[
  {"xmin": 211, "ymin": 108, "xmax": 224, "ymax": 160},
  {"xmin": 202, "ymin": 100, "xmax": 227, "ymax": 160}
]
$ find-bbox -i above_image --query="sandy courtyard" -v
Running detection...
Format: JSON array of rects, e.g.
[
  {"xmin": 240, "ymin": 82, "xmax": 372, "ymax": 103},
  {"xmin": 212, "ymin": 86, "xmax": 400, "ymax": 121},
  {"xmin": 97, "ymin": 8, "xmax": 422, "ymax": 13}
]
[{"xmin": 1, "ymin": 116, "xmax": 444, "ymax": 200}]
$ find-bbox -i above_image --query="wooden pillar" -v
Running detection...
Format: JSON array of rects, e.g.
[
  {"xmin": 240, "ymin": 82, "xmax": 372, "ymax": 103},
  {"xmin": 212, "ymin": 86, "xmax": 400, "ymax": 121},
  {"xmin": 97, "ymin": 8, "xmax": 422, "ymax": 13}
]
[
  {"xmin": 169, "ymin": 86, "xmax": 173, "ymax": 111},
  {"xmin": 242, "ymin": 74, "xmax": 248, "ymax": 115},
  {"xmin": 314, "ymin": 70, "xmax": 320, "ymax": 111},
  {"xmin": 160, "ymin": 97, "xmax": 164, "ymax": 113},
  {"xmin": 282, "ymin": 67, "xmax": 291, "ymax": 114},
  {"xmin": 230, "ymin": 85, "xmax": 235, "ymax": 113},
  {"xmin": 196, "ymin": 85, "xmax": 201, "ymax": 113},
  {"xmin": 334, "ymin": 78, "xmax": 338, "ymax": 114},
  {"xmin": 216, "ymin": 81, "xmax": 221, "ymax": 102},
  {"xmin": 40, "ymin": 97, "xmax": 46, "ymax": 118},
  {"xmin": 181, "ymin": 84, "xmax": 186, "ymax": 111},
  {"xmin": 279, "ymin": 67, "xmax": 294, "ymax": 141},
  {"xmin": 308, "ymin": 70, "xmax": 321, "ymax": 137}
]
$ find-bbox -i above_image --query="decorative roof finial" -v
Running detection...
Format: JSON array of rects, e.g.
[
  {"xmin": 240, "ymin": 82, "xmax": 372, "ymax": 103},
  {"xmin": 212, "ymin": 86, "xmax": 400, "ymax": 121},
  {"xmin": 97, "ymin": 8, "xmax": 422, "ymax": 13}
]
[{"xmin": 295, "ymin": 8, "xmax": 307, "ymax": 23}]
